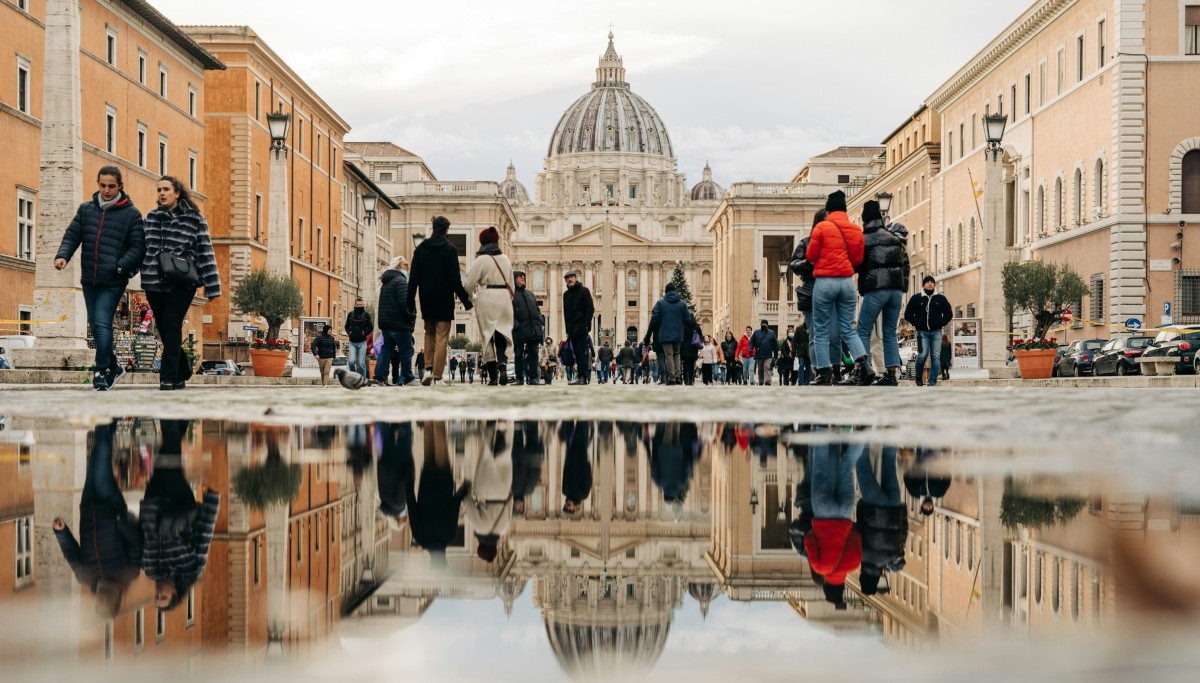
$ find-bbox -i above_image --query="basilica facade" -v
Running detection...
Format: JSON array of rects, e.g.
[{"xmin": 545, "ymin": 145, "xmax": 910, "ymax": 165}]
[{"xmin": 506, "ymin": 34, "xmax": 724, "ymax": 345}]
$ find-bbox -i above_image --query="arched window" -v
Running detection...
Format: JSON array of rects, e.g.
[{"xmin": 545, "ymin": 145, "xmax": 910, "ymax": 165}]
[
  {"xmin": 969, "ymin": 217, "xmax": 978, "ymax": 260},
  {"xmin": 532, "ymin": 268, "xmax": 545, "ymax": 291},
  {"xmin": 1054, "ymin": 177, "xmax": 1064, "ymax": 229},
  {"xmin": 1073, "ymin": 168, "xmax": 1084, "ymax": 226},
  {"xmin": 957, "ymin": 223, "xmax": 965, "ymax": 266},
  {"xmin": 1036, "ymin": 186, "xmax": 1046, "ymax": 236},
  {"xmin": 1093, "ymin": 159, "xmax": 1106, "ymax": 216},
  {"xmin": 701, "ymin": 269, "xmax": 712, "ymax": 291},
  {"xmin": 1034, "ymin": 554, "xmax": 1044, "ymax": 604},
  {"xmin": 1184, "ymin": 150, "xmax": 1200, "ymax": 213},
  {"xmin": 945, "ymin": 227, "xmax": 953, "ymax": 270},
  {"xmin": 1051, "ymin": 559, "xmax": 1062, "ymax": 613},
  {"xmin": 626, "ymin": 269, "xmax": 638, "ymax": 292}
]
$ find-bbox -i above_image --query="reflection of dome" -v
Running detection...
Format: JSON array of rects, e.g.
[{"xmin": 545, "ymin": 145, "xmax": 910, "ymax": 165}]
[
  {"xmin": 501, "ymin": 575, "xmax": 528, "ymax": 616},
  {"xmin": 687, "ymin": 582, "xmax": 722, "ymax": 618},
  {"xmin": 689, "ymin": 162, "xmax": 724, "ymax": 202},
  {"xmin": 545, "ymin": 615, "xmax": 671, "ymax": 680},
  {"xmin": 547, "ymin": 33, "xmax": 674, "ymax": 159},
  {"xmin": 500, "ymin": 162, "xmax": 530, "ymax": 204}
]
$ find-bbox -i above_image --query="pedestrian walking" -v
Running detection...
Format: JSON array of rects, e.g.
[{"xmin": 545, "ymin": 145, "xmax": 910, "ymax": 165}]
[
  {"xmin": 700, "ymin": 334, "xmax": 718, "ymax": 385},
  {"xmin": 54, "ymin": 165, "xmax": 146, "ymax": 391},
  {"xmin": 903, "ymin": 275, "xmax": 953, "ymax": 386},
  {"xmin": 941, "ymin": 334, "xmax": 953, "ymax": 382},
  {"xmin": 542, "ymin": 337, "xmax": 558, "ymax": 384},
  {"xmin": 463, "ymin": 227, "xmax": 515, "ymax": 385},
  {"xmin": 737, "ymin": 326, "xmax": 755, "ymax": 385},
  {"xmin": 560, "ymin": 421, "xmax": 593, "ymax": 516},
  {"xmin": 464, "ymin": 356, "xmax": 473, "ymax": 384},
  {"xmin": 407, "ymin": 421, "xmax": 470, "ymax": 567},
  {"xmin": 562, "ymin": 271, "xmax": 594, "ymax": 385},
  {"xmin": 645, "ymin": 282, "xmax": 694, "ymax": 385},
  {"xmin": 311, "ymin": 324, "xmax": 338, "ymax": 386},
  {"xmin": 376, "ymin": 421, "xmax": 414, "ymax": 528},
  {"xmin": 792, "ymin": 211, "xmax": 844, "ymax": 384},
  {"xmin": 807, "ymin": 190, "xmax": 873, "ymax": 386},
  {"xmin": 511, "ymin": 421, "xmax": 544, "ymax": 516},
  {"xmin": 408, "ymin": 216, "xmax": 473, "ymax": 386},
  {"xmin": 796, "ymin": 322, "xmax": 813, "ymax": 385},
  {"xmin": 511, "ymin": 271, "xmax": 545, "ymax": 385},
  {"xmin": 597, "ymin": 341, "xmax": 614, "ymax": 384},
  {"xmin": 464, "ymin": 421, "xmax": 514, "ymax": 562},
  {"xmin": 450, "ymin": 356, "xmax": 460, "ymax": 383},
  {"xmin": 750, "ymin": 320, "xmax": 778, "ymax": 385},
  {"xmin": 373, "ymin": 256, "xmax": 418, "ymax": 386},
  {"xmin": 344, "ymin": 297, "xmax": 373, "ymax": 376},
  {"xmin": 616, "ymin": 342, "xmax": 637, "ymax": 383},
  {"xmin": 720, "ymin": 331, "xmax": 739, "ymax": 385},
  {"xmin": 140, "ymin": 176, "xmax": 220, "ymax": 391},
  {"xmin": 855, "ymin": 200, "xmax": 910, "ymax": 387}
]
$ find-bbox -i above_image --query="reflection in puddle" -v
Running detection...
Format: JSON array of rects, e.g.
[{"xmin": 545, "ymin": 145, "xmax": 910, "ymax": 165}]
[{"xmin": 2, "ymin": 418, "xmax": 1199, "ymax": 679}]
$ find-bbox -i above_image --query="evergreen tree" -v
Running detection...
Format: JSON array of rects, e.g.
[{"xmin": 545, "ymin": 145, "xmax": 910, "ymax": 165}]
[{"xmin": 670, "ymin": 266, "xmax": 696, "ymax": 314}]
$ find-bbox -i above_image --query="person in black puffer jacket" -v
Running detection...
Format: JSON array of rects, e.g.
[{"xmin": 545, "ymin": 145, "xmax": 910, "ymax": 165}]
[
  {"xmin": 311, "ymin": 325, "xmax": 338, "ymax": 386},
  {"xmin": 375, "ymin": 256, "xmax": 417, "ymax": 386},
  {"xmin": 720, "ymin": 331, "xmax": 739, "ymax": 385},
  {"xmin": 511, "ymin": 271, "xmax": 545, "ymax": 385},
  {"xmin": 54, "ymin": 166, "xmax": 146, "ymax": 391},
  {"xmin": 791, "ymin": 211, "xmax": 845, "ymax": 382},
  {"xmin": 855, "ymin": 445, "xmax": 908, "ymax": 596},
  {"xmin": 855, "ymin": 201, "xmax": 910, "ymax": 386}
]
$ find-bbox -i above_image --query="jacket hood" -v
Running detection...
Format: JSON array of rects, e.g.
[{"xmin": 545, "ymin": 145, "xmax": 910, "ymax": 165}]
[
  {"xmin": 664, "ymin": 290, "xmax": 681, "ymax": 304},
  {"xmin": 380, "ymin": 269, "xmax": 403, "ymax": 285},
  {"xmin": 887, "ymin": 222, "xmax": 909, "ymax": 239}
]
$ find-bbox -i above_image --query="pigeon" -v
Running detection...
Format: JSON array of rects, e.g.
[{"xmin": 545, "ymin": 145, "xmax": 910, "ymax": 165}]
[{"xmin": 335, "ymin": 368, "xmax": 368, "ymax": 390}]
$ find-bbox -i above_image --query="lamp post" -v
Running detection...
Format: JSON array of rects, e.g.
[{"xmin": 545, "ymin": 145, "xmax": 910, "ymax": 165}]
[
  {"xmin": 981, "ymin": 113, "xmax": 1010, "ymax": 375},
  {"xmin": 777, "ymin": 259, "xmax": 789, "ymax": 349},
  {"xmin": 362, "ymin": 193, "xmax": 378, "ymax": 225},
  {"xmin": 360, "ymin": 192, "xmax": 379, "ymax": 307},
  {"xmin": 875, "ymin": 191, "xmax": 894, "ymax": 224},
  {"xmin": 749, "ymin": 488, "xmax": 759, "ymax": 514},
  {"xmin": 265, "ymin": 109, "xmax": 292, "ymax": 278}
]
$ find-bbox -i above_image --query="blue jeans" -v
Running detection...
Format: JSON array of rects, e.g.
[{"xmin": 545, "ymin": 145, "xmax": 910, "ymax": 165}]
[
  {"xmin": 347, "ymin": 341, "xmax": 368, "ymax": 375},
  {"xmin": 856, "ymin": 446, "xmax": 901, "ymax": 507},
  {"xmin": 857, "ymin": 289, "xmax": 903, "ymax": 368},
  {"xmin": 798, "ymin": 356, "xmax": 813, "ymax": 385},
  {"xmin": 811, "ymin": 441, "xmax": 863, "ymax": 520},
  {"xmin": 915, "ymin": 329, "xmax": 942, "ymax": 385},
  {"xmin": 82, "ymin": 284, "xmax": 124, "ymax": 374},
  {"xmin": 374, "ymin": 329, "xmax": 414, "ymax": 384},
  {"xmin": 742, "ymin": 357, "xmax": 755, "ymax": 384},
  {"xmin": 803, "ymin": 311, "xmax": 841, "ymax": 373},
  {"xmin": 811, "ymin": 277, "xmax": 866, "ymax": 369},
  {"xmin": 598, "ymin": 363, "xmax": 610, "ymax": 382}
]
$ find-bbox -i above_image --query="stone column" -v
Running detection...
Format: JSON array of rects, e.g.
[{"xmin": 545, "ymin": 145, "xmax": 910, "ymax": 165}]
[
  {"xmin": 639, "ymin": 262, "xmax": 650, "ymax": 336},
  {"xmin": 25, "ymin": 0, "xmax": 89, "ymax": 367},
  {"xmin": 266, "ymin": 145, "xmax": 291, "ymax": 278},
  {"xmin": 981, "ymin": 150, "xmax": 1010, "ymax": 375}
]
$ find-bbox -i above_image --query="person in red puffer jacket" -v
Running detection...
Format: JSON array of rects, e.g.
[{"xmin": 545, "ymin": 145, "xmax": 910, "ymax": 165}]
[
  {"xmin": 803, "ymin": 440, "xmax": 864, "ymax": 608},
  {"xmin": 806, "ymin": 191, "xmax": 874, "ymax": 386}
]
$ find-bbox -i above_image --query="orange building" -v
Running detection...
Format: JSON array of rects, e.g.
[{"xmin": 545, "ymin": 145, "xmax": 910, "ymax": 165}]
[{"xmin": 180, "ymin": 26, "xmax": 351, "ymax": 346}]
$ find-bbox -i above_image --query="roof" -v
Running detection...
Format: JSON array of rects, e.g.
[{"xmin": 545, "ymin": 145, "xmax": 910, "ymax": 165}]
[
  {"xmin": 343, "ymin": 162, "xmax": 400, "ymax": 209},
  {"xmin": 811, "ymin": 146, "xmax": 886, "ymax": 160},
  {"xmin": 345, "ymin": 141, "xmax": 421, "ymax": 159},
  {"xmin": 882, "ymin": 105, "xmax": 929, "ymax": 144},
  {"xmin": 119, "ymin": 1, "xmax": 224, "ymax": 70}
]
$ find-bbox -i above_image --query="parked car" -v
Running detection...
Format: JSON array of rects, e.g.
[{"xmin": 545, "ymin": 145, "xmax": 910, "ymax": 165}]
[
  {"xmin": 1091, "ymin": 336, "xmax": 1153, "ymax": 376},
  {"xmin": 1050, "ymin": 344, "xmax": 1071, "ymax": 376},
  {"xmin": 1139, "ymin": 324, "xmax": 1200, "ymax": 375},
  {"xmin": 1054, "ymin": 339, "xmax": 1107, "ymax": 377},
  {"xmin": 199, "ymin": 359, "xmax": 245, "ymax": 376}
]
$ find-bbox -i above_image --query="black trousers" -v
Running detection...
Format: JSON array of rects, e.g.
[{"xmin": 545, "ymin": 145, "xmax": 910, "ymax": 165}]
[
  {"xmin": 514, "ymin": 340, "xmax": 539, "ymax": 382},
  {"xmin": 146, "ymin": 288, "xmax": 196, "ymax": 384},
  {"xmin": 570, "ymin": 332, "xmax": 590, "ymax": 380}
]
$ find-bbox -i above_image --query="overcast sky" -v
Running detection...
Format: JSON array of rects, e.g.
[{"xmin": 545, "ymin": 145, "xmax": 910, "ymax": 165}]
[{"xmin": 157, "ymin": 0, "xmax": 1033, "ymax": 192}]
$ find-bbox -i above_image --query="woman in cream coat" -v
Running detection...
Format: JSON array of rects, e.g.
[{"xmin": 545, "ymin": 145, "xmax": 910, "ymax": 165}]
[{"xmin": 463, "ymin": 226, "xmax": 515, "ymax": 385}]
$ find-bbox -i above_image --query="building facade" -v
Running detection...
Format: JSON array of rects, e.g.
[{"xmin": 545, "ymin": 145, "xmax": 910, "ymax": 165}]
[{"xmin": 340, "ymin": 157, "xmax": 397, "ymax": 318}]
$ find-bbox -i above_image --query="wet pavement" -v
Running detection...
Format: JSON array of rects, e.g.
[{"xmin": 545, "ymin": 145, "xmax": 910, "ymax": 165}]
[{"xmin": 2, "ymin": 388, "xmax": 1200, "ymax": 681}]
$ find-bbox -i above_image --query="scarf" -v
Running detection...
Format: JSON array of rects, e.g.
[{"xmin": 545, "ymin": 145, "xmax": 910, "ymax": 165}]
[
  {"xmin": 97, "ymin": 191, "xmax": 124, "ymax": 210},
  {"xmin": 476, "ymin": 242, "xmax": 502, "ymax": 256}
]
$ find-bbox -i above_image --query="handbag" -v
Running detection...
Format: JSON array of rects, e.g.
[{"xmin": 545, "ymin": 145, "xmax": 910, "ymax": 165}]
[
  {"xmin": 690, "ymin": 329, "xmax": 705, "ymax": 350},
  {"xmin": 156, "ymin": 220, "xmax": 201, "ymax": 288}
]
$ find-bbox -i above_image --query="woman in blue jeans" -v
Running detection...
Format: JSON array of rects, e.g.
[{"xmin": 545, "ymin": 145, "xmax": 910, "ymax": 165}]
[
  {"xmin": 805, "ymin": 191, "xmax": 873, "ymax": 386},
  {"xmin": 854, "ymin": 200, "xmax": 909, "ymax": 386}
]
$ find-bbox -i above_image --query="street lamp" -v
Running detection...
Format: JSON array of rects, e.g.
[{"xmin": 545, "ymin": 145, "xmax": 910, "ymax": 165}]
[
  {"xmin": 983, "ymin": 113, "xmax": 1007, "ymax": 161},
  {"xmin": 875, "ymin": 191, "xmax": 894, "ymax": 222},
  {"xmin": 749, "ymin": 488, "xmax": 759, "ymax": 513},
  {"xmin": 362, "ymin": 192, "xmax": 378, "ymax": 225},
  {"xmin": 751, "ymin": 269, "xmax": 760, "ymax": 298},
  {"xmin": 412, "ymin": 232, "xmax": 426, "ymax": 248},
  {"xmin": 266, "ymin": 108, "xmax": 291, "ymax": 158}
]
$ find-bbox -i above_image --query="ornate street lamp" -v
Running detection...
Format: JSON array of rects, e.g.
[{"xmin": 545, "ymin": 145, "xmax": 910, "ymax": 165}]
[
  {"xmin": 750, "ymin": 269, "xmax": 761, "ymax": 298},
  {"xmin": 777, "ymin": 259, "xmax": 788, "ymax": 280},
  {"xmin": 875, "ymin": 191, "xmax": 894, "ymax": 222},
  {"xmin": 412, "ymin": 231, "xmax": 426, "ymax": 249},
  {"xmin": 983, "ymin": 113, "xmax": 1008, "ymax": 161},
  {"xmin": 362, "ymin": 192, "xmax": 378, "ymax": 226},
  {"xmin": 749, "ymin": 488, "xmax": 759, "ymax": 513},
  {"xmin": 266, "ymin": 109, "xmax": 291, "ymax": 158}
]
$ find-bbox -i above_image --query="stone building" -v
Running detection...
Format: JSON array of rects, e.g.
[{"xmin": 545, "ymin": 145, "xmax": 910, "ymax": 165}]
[
  {"xmin": 507, "ymin": 34, "xmax": 723, "ymax": 345},
  {"xmin": 181, "ymin": 25, "xmax": 352, "ymax": 345},
  {"xmin": 4, "ymin": 0, "xmax": 223, "ymax": 367},
  {"xmin": 339, "ymin": 156, "xmax": 397, "ymax": 317}
]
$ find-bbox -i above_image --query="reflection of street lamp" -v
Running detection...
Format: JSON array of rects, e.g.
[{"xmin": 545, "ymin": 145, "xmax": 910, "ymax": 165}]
[
  {"xmin": 362, "ymin": 192, "xmax": 378, "ymax": 225},
  {"xmin": 750, "ymin": 488, "xmax": 759, "ymax": 513},
  {"xmin": 412, "ymin": 232, "xmax": 426, "ymax": 248}
]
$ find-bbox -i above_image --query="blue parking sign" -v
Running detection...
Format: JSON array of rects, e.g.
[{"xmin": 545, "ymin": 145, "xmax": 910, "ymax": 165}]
[{"xmin": 1164, "ymin": 301, "xmax": 1172, "ymax": 317}]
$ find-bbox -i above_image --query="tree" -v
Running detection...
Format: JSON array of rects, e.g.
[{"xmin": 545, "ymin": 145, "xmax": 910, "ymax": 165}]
[
  {"xmin": 669, "ymin": 265, "xmax": 696, "ymax": 314},
  {"xmin": 448, "ymin": 334, "xmax": 471, "ymax": 350},
  {"xmin": 1001, "ymin": 260, "xmax": 1090, "ymax": 339},
  {"xmin": 231, "ymin": 269, "xmax": 304, "ymax": 341},
  {"xmin": 233, "ymin": 437, "xmax": 302, "ymax": 510}
]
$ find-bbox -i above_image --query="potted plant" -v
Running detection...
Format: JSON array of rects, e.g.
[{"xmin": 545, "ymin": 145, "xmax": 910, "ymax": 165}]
[
  {"xmin": 231, "ymin": 269, "xmax": 304, "ymax": 377},
  {"xmin": 1001, "ymin": 261, "xmax": 1089, "ymax": 379}
]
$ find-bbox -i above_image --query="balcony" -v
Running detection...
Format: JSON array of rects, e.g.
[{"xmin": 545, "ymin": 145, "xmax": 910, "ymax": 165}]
[
  {"xmin": 392, "ymin": 181, "xmax": 501, "ymax": 198},
  {"xmin": 727, "ymin": 183, "xmax": 831, "ymax": 199}
]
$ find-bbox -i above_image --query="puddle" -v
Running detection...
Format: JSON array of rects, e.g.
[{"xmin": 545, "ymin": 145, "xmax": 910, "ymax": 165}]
[{"xmin": 2, "ymin": 417, "xmax": 1199, "ymax": 681}]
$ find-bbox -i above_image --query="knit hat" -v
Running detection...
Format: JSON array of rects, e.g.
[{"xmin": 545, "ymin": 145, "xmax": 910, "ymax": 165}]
[
  {"xmin": 922, "ymin": 275, "xmax": 937, "ymax": 286},
  {"xmin": 479, "ymin": 226, "xmax": 499, "ymax": 244},
  {"xmin": 760, "ymin": 319, "xmax": 769, "ymax": 326},
  {"xmin": 862, "ymin": 200, "xmax": 883, "ymax": 224},
  {"xmin": 825, "ymin": 190, "xmax": 847, "ymax": 212},
  {"xmin": 665, "ymin": 282, "xmax": 676, "ymax": 293},
  {"xmin": 823, "ymin": 583, "xmax": 846, "ymax": 605}
]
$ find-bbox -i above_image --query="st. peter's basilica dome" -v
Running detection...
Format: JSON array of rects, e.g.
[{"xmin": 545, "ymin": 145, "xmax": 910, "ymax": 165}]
[
  {"xmin": 499, "ymin": 161, "xmax": 530, "ymax": 204},
  {"xmin": 546, "ymin": 33, "xmax": 674, "ymax": 159},
  {"xmin": 689, "ymin": 162, "xmax": 724, "ymax": 202}
]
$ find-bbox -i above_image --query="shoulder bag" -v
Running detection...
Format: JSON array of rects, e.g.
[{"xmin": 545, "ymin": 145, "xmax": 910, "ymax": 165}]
[{"xmin": 156, "ymin": 212, "xmax": 201, "ymax": 289}]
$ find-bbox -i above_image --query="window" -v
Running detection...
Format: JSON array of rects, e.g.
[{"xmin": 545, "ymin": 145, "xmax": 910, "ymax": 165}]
[
  {"xmin": 14, "ymin": 516, "xmax": 33, "ymax": 588},
  {"xmin": 947, "ymin": 132, "xmax": 954, "ymax": 164},
  {"xmin": 998, "ymin": 93, "xmax": 1004, "ymax": 119},
  {"xmin": 1057, "ymin": 49, "xmax": 1066, "ymax": 95},
  {"xmin": 1094, "ymin": 159, "xmax": 1106, "ymax": 215},
  {"xmin": 1188, "ymin": 7, "xmax": 1200, "ymax": 54},
  {"xmin": 970, "ymin": 217, "xmax": 977, "ymax": 260},
  {"xmin": 1091, "ymin": 274, "xmax": 1105, "ymax": 322},
  {"xmin": 1010, "ymin": 85, "xmax": 1017, "ymax": 121},
  {"xmin": 1183, "ymin": 150, "xmax": 1200, "ymax": 213},
  {"xmin": 17, "ymin": 57, "xmax": 31, "ymax": 114},
  {"xmin": 1054, "ymin": 177, "xmax": 1064, "ymax": 228},
  {"xmin": 532, "ymin": 268, "xmax": 545, "ymax": 290},
  {"xmin": 959, "ymin": 123, "xmax": 965, "ymax": 158},
  {"xmin": 254, "ymin": 81, "xmax": 261, "ymax": 119},
  {"xmin": 136, "ymin": 608, "xmax": 145, "ymax": 649},
  {"xmin": 1179, "ymin": 271, "xmax": 1200, "ymax": 321},
  {"xmin": 104, "ymin": 622, "xmax": 113, "ymax": 661},
  {"xmin": 106, "ymin": 28, "xmax": 117, "ymax": 66},
  {"xmin": 138, "ymin": 50, "xmax": 146, "ymax": 84},
  {"xmin": 253, "ymin": 539, "xmax": 261, "ymax": 585},
  {"xmin": 188, "ymin": 85, "xmax": 196, "ymax": 116},
  {"xmin": 629, "ymin": 186, "xmax": 637, "ymax": 199},
  {"xmin": 1073, "ymin": 168, "xmax": 1084, "ymax": 225},
  {"xmin": 606, "ymin": 183, "xmax": 614, "ymax": 199},
  {"xmin": 971, "ymin": 113, "xmax": 977, "ymax": 149},
  {"xmin": 159, "ymin": 65, "xmax": 168, "ymax": 98},
  {"xmin": 1024, "ymin": 74, "xmax": 1031, "ymax": 114},
  {"xmin": 105, "ymin": 105, "xmax": 117, "ymax": 154},
  {"xmin": 957, "ymin": 223, "xmax": 965, "ymax": 265},
  {"xmin": 1098, "ymin": 20, "xmax": 1107, "ymax": 65},
  {"xmin": 137, "ymin": 123, "xmax": 147, "ymax": 167},
  {"xmin": 837, "ymin": 174, "xmax": 850, "ymax": 184},
  {"xmin": 158, "ymin": 134, "xmax": 168, "ymax": 174},
  {"xmin": 1077, "ymin": 35, "xmax": 1086, "ymax": 81},
  {"xmin": 1051, "ymin": 560, "xmax": 1062, "ymax": 613},
  {"xmin": 967, "ymin": 303, "xmax": 976, "ymax": 317},
  {"xmin": 1039, "ymin": 62, "xmax": 1047, "ymax": 105},
  {"xmin": 156, "ymin": 608, "xmax": 166, "ymax": 639},
  {"xmin": 297, "ymin": 118, "xmax": 304, "ymax": 154},
  {"xmin": 572, "ymin": 224, "xmax": 582, "ymax": 234},
  {"xmin": 530, "ymin": 223, "xmax": 545, "ymax": 236},
  {"xmin": 664, "ymin": 223, "xmax": 680, "ymax": 236},
  {"xmin": 378, "ymin": 172, "xmax": 393, "ymax": 182},
  {"xmin": 17, "ymin": 0, "xmax": 28, "ymax": 10},
  {"xmin": 627, "ymin": 224, "xmax": 637, "ymax": 235},
  {"xmin": 254, "ymin": 194, "xmax": 262, "ymax": 241},
  {"xmin": 627, "ymin": 270, "xmax": 638, "ymax": 292},
  {"xmin": 17, "ymin": 189, "xmax": 35, "ymax": 261},
  {"xmin": 297, "ymin": 217, "xmax": 304, "ymax": 257},
  {"xmin": 186, "ymin": 588, "xmax": 195, "ymax": 627},
  {"xmin": 188, "ymin": 152, "xmax": 197, "ymax": 190},
  {"xmin": 1035, "ymin": 555, "xmax": 1044, "ymax": 603}
]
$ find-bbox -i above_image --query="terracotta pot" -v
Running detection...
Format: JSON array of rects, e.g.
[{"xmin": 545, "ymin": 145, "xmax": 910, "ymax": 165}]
[
  {"xmin": 1014, "ymin": 348, "xmax": 1057, "ymax": 380},
  {"xmin": 248, "ymin": 348, "xmax": 290, "ymax": 377}
]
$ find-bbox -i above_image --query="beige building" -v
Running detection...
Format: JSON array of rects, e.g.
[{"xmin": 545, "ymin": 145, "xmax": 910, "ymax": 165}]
[
  {"xmin": 925, "ymin": 0, "xmax": 1200, "ymax": 341},
  {"xmin": 340, "ymin": 157, "xmax": 397, "ymax": 318}
]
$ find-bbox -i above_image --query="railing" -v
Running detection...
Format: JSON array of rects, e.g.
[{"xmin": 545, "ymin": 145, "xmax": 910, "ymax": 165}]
[
  {"xmin": 757, "ymin": 300, "xmax": 796, "ymax": 316},
  {"xmin": 727, "ymin": 183, "xmax": 830, "ymax": 199},
  {"xmin": 392, "ymin": 181, "xmax": 501, "ymax": 197}
]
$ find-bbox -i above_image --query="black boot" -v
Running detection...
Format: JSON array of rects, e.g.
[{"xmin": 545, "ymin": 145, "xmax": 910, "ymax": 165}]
[
  {"xmin": 837, "ymin": 362, "xmax": 859, "ymax": 386},
  {"xmin": 498, "ymin": 364, "xmax": 508, "ymax": 386},
  {"xmin": 832, "ymin": 365, "xmax": 844, "ymax": 384},
  {"xmin": 486, "ymin": 361, "xmax": 499, "ymax": 385},
  {"xmin": 855, "ymin": 356, "xmax": 877, "ymax": 386},
  {"xmin": 813, "ymin": 368, "xmax": 833, "ymax": 386},
  {"xmin": 875, "ymin": 367, "xmax": 898, "ymax": 386}
]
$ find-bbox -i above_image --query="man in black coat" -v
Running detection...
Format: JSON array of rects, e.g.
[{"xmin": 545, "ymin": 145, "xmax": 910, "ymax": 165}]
[
  {"xmin": 375, "ymin": 256, "xmax": 418, "ymax": 386},
  {"xmin": 562, "ymin": 271, "xmax": 594, "ymax": 385},
  {"xmin": 376, "ymin": 422, "xmax": 414, "ymax": 525},
  {"xmin": 750, "ymin": 320, "xmax": 778, "ymax": 385},
  {"xmin": 511, "ymin": 271, "xmax": 545, "ymax": 385},
  {"xmin": 560, "ymin": 421, "xmax": 593, "ymax": 515},
  {"xmin": 344, "ymin": 297, "xmax": 373, "ymax": 376},
  {"xmin": 407, "ymin": 421, "xmax": 470, "ymax": 567},
  {"xmin": 855, "ymin": 446, "xmax": 908, "ymax": 596},
  {"xmin": 54, "ymin": 165, "xmax": 146, "ymax": 391},
  {"xmin": 407, "ymin": 216, "xmax": 473, "ymax": 385},
  {"xmin": 511, "ymin": 420, "xmax": 544, "ymax": 515},
  {"xmin": 904, "ymin": 276, "xmax": 954, "ymax": 386},
  {"xmin": 311, "ymin": 324, "xmax": 338, "ymax": 387}
]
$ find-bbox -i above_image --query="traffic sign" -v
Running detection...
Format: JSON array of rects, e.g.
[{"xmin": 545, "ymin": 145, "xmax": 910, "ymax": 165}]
[
  {"xmin": 242, "ymin": 325, "xmax": 260, "ymax": 332},
  {"xmin": 1125, "ymin": 318, "xmax": 1142, "ymax": 331},
  {"xmin": 1164, "ymin": 301, "xmax": 1172, "ymax": 317}
]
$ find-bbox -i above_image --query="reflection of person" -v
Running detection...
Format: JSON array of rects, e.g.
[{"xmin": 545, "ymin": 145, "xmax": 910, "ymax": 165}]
[
  {"xmin": 53, "ymin": 423, "xmax": 143, "ymax": 618},
  {"xmin": 903, "ymin": 447, "xmax": 952, "ymax": 516},
  {"xmin": 407, "ymin": 422, "xmax": 469, "ymax": 566},
  {"xmin": 560, "ymin": 421, "xmax": 593, "ymax": 515},
  {"xmin": 464, "ymin": 421, "xmax": 514, "ymax": 562},
  {"xmin": 650, "ymin": 422, "xmax": 699, "ymax": 504},
  {"xmin": 511, "ymin": 421, "xmax": 544, "ymax": 516},
  {"xmin": 855, "ymin": 446, "xmax": 907, "ymax": 596},
  {"xmin": 805, "ymin": 439, "xmax": 863, "ymax": 608},
  {"xmin": 376, "ymin": 422, "xmax": 414, "ymax": 526},
  {"xmin": 141, "ymin": 419, "xmax": 220, "ymax": 611}
]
